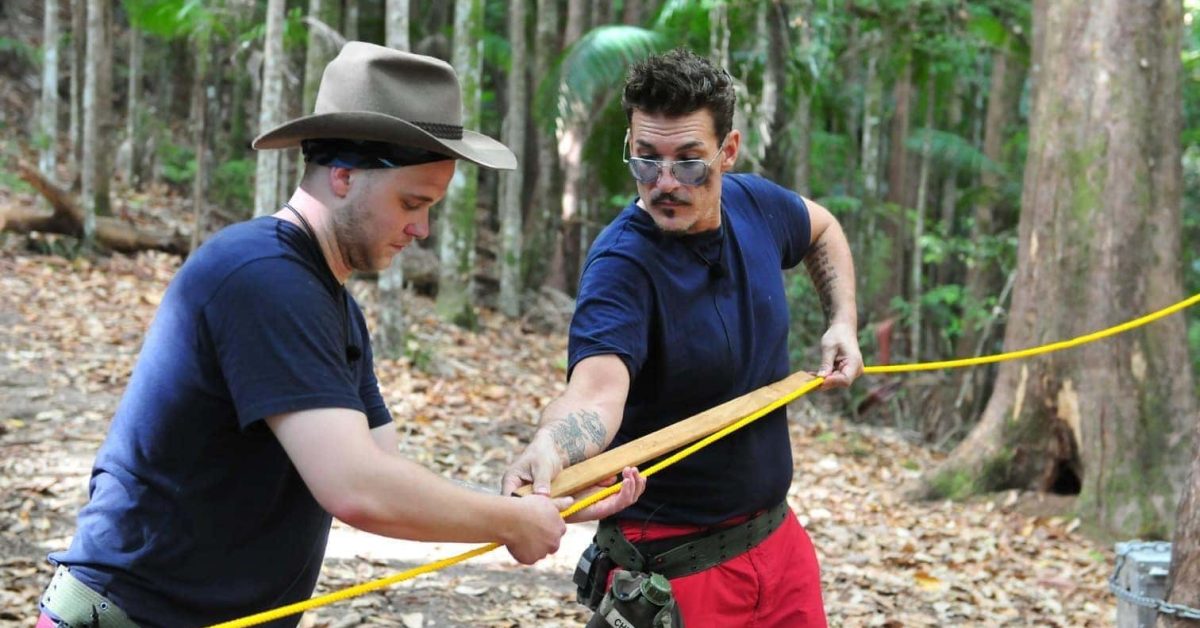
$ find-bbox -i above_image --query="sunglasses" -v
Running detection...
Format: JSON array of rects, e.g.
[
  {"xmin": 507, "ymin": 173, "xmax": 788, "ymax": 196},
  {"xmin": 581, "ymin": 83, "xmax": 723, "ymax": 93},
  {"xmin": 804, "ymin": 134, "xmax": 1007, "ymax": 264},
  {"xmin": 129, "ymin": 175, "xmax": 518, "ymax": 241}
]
[{"xmin": 622, "ymin": 130, "xmax": 727, "ymax": 186}]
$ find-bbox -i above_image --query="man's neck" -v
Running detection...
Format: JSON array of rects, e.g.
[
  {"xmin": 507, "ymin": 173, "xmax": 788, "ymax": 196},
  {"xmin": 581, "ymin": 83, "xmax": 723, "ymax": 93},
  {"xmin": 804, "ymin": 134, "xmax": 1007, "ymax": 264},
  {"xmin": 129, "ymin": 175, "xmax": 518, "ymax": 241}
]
[{"xmin": 277, "ymin": 194, "xmax": 352, "ymax": 284}]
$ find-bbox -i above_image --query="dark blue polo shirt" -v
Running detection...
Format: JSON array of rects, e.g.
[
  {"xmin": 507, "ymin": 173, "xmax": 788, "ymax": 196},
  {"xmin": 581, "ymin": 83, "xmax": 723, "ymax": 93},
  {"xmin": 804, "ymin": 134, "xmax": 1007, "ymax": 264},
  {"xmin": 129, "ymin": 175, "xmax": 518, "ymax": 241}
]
[
  {"xmin": 569, "ymin": 173, "xmax": 811, "ymax": 526},
  {"xmin": 49, "ymin": 217, "xmax": 391, "ymax": 627}
]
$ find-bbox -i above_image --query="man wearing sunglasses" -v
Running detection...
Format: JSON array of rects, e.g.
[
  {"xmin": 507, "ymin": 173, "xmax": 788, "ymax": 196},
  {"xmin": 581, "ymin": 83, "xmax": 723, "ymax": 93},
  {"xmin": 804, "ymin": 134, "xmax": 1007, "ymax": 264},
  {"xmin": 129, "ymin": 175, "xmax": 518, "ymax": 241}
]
[{"xmin": 502, "ymin": 49, "xmax": 862, "ymax": 627}]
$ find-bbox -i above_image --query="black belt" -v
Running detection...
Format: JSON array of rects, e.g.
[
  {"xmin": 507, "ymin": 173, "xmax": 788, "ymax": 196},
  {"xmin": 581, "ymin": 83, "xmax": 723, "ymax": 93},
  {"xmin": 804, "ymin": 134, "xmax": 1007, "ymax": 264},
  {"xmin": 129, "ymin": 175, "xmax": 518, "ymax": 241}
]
[{"xmin": 596, "ymin": 500, "xmax": 792, "ymax": 580}]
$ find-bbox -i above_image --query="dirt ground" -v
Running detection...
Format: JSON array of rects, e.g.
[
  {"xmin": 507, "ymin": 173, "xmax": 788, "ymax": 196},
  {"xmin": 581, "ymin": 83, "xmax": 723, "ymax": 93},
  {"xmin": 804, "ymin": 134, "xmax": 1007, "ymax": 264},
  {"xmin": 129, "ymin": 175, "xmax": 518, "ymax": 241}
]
[{"xmin": 0, "ymin": 242, "xmax": 1118, "ymax": 627}]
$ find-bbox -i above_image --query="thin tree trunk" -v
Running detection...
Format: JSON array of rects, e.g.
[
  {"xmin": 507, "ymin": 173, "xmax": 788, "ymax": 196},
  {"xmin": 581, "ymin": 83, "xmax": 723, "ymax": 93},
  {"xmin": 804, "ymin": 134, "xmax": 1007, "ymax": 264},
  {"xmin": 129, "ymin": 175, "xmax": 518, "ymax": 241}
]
[
  {"xmin": 125, "ymin": 28, "xmax": 143, "ymax": 187},
  {"xmin": 546, "ymin": 0, "xmax": 588, "ymax": 295},
  {"xmin": 522, "ymin": 0, "xmax": 561, "ymax": 293},
  {"xmin": 621, "ymin": 0, "xmax": 644, "ymax": 25},
  {"xmin": 436, "ymin": 0, "xmax": 483, "ymax": 328},
  {"xmin": 344, "ymin": 0, "xmax": 359, "ymax": 41},
  {"xmin": 913, "ymin": 0, "xmax": 1194, "ymax": 543},
  {"xmin": 710, "ymin": 0, "xmax": 729, "ymax": 68},
  {"xmin": 385, "ymin": 0, "xmax": 409, "ymax": 49},
  {"xmin": 254, "ymin": 0, "xmax": 286, "ymax": 218},
  {"xmin": 190, "ymin": 33, "xmax": 211, "ymax": 253},
  {"xmin": 910, "ymin": 78, "xmax": 934, "ymax": 361},
  {"xmin": 68, "ymin": 0, "xmax": 84, "ymax": 185},
  {"xmin": 376, "ymin": 0, "xmax": 412, "ymax": 358},
  {"xmin": 39, "ymin": 0, "xmax": 59, "ymax": 182},
  {"xmin": 303, "ymin": 0, "xmax": 341, "ymax": 115},
  {"xmin": 498, "ymin": 0, "xmax": 528, "ymax": 318},
  {"xmin": 81, "ymin": 0, "xmax": 112, "ymax": 243}
]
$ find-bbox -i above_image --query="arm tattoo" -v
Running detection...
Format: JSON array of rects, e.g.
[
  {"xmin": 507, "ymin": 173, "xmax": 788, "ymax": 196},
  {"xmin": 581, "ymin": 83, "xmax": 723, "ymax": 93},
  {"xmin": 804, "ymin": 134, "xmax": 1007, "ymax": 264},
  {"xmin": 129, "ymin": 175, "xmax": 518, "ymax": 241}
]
[
  {"xmin": 803, "ymin": 240, "xmax": 837, "ymax": 322},
  {"xmin": 548, "ymin": 409, "xmax": 607, "ymax": 465}
]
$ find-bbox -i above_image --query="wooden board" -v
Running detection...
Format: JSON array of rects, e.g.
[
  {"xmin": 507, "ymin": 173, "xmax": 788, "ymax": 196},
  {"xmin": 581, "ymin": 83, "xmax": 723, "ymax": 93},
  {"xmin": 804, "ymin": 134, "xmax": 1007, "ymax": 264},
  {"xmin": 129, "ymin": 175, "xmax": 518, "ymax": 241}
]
[{"xmin": 515, "ymin": 370, "xmax": 816, "ymax": 498}]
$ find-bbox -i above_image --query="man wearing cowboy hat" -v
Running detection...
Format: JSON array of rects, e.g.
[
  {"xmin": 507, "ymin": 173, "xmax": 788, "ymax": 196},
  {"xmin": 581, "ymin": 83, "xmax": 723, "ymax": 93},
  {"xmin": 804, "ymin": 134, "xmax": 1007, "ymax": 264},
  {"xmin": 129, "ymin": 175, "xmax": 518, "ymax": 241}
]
[{"xmin": 37, "ymin": 42, "xmax": 644, "ymax": 627}]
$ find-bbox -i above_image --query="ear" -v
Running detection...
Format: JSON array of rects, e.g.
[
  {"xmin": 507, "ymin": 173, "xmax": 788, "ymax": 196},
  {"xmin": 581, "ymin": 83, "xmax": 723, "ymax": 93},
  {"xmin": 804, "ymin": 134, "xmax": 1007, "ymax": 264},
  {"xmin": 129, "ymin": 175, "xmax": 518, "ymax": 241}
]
[
  {"xmin": 328, "ymin": 166, "xmax": 354, "ymax": 198},
  {"xmin": 719, "ymin": 130, "xmax": 741, "ymax": 172}
]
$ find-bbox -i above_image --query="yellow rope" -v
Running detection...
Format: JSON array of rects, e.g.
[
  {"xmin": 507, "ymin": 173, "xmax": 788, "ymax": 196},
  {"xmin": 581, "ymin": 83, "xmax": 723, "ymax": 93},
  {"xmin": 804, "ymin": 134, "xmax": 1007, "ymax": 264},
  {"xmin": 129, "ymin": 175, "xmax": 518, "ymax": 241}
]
[{"xmin": 209, "ymin": 292, "xmax": 1199, "ymax": 627}]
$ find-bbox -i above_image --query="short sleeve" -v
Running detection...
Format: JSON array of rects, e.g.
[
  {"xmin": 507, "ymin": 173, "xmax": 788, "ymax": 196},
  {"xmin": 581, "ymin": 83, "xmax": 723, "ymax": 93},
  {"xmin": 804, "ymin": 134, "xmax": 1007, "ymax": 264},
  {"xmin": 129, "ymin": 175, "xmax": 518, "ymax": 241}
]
[
  {"xmin": 203, "ymin": 259, "xmax": 367, "ymax": 429},
  {"xmin": 568, "ymin": 254, "xmax": 655, "ymax": 381},
  {"xmin": 350, "ymin": 300, "xmax": 392, "ymax": 429},
  {"xmin": 734, "ymin": 174, "xmax": 811, "ymax": 269}
]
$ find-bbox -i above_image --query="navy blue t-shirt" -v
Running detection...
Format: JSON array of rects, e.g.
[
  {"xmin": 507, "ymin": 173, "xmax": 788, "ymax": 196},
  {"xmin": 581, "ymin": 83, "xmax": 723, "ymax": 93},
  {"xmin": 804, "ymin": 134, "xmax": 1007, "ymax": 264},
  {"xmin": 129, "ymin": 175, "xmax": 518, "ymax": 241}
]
[
  {"xmin": 50, "ymin": 217, "xmax": 391, "ymax": 627},
  {"xmin": 570, "ymin": 173, "xmax": 811, "ymax": 526}
]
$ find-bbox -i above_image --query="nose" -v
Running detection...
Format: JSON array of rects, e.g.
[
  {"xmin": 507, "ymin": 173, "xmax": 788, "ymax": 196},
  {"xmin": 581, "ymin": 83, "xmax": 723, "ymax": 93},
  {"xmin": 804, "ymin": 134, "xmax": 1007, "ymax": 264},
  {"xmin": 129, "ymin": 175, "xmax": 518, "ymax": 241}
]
[
  {"xmin": 404, "ymin": 213, "xmax": 430, "ymax": 240},
  {"xmin": 655, "ymin": 164, "xmax": 680, "ymax": 193}
]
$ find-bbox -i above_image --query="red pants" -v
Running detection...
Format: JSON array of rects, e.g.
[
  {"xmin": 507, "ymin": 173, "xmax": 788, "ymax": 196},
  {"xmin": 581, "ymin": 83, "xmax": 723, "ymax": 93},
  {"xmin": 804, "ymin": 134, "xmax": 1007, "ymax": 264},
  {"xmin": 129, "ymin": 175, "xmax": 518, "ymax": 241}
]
[{"xmin": 618, "ymin": 510, "xmax": 827, "ymax": 628}]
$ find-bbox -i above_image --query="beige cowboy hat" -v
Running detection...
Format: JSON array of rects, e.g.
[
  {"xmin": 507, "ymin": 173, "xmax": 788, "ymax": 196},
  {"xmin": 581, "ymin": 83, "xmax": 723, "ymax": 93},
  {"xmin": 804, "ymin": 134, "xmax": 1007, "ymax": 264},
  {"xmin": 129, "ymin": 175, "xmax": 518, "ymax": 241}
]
[{"xmin": 252, "ymin": 41, "xmax": 515, "ymax": 170}]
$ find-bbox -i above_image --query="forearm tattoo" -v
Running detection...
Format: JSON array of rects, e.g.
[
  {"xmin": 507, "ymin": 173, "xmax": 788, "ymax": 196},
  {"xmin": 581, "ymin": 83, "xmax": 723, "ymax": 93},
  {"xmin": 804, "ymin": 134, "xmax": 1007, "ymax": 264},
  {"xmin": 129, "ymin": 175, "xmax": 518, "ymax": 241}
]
[
  {"xmin": 548, "ymin": 409, "xmax": 607, "ymax": 465},
  {"xmin": 804, "ymin": 240, "xmax": 837, "ymax": 322}
]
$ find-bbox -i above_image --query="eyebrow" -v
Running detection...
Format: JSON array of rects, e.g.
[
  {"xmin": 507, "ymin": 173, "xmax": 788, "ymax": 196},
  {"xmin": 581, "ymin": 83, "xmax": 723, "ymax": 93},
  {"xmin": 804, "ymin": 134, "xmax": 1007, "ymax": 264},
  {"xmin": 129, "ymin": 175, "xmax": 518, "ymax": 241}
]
[{"xmin": 634, "ymin": 139, "xmax": 706, "ymax": 153}]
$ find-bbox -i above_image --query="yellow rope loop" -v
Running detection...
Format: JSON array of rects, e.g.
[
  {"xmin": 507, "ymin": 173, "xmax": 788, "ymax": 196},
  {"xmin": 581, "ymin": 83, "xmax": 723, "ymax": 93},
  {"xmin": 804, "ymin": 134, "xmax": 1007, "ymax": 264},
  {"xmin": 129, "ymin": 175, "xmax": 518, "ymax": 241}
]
[{"xmin": 209, "ymin": 292, "xmax": 1199, "ymax": 627}]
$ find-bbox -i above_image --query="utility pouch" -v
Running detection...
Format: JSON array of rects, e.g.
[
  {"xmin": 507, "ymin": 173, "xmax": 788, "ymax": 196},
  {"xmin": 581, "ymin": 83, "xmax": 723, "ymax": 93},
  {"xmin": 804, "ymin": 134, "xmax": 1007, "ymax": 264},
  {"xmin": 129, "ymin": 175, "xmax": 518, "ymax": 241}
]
[
  {"xmin": 584, "ymin": 570, "xmax": 684, "ymax": 628},
  {"xmin": 574, "ymin": 542, "xmax": 616, "ymax": 610}
]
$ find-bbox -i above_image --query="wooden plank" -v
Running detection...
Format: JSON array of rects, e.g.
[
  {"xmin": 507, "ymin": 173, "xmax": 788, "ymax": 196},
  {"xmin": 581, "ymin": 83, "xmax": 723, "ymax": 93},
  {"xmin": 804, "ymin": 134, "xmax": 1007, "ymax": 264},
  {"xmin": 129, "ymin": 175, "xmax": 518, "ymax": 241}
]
[{"xmin": 514, "ymin": 370, "xmax": 815, "ymax": 498}]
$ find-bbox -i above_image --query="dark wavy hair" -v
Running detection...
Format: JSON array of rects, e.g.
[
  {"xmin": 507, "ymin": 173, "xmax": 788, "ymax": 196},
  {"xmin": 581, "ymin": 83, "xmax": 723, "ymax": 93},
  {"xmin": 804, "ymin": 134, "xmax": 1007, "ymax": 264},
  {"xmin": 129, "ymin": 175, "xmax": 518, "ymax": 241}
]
[{"xmin": 621, "ymin": 48, "xmax": 735, "ymax": 142}]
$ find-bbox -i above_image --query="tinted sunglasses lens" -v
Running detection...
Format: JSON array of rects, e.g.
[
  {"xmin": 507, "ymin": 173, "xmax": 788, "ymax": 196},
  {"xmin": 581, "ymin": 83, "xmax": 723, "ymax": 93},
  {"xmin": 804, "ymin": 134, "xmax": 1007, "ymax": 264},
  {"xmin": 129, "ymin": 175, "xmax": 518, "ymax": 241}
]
[
  {"xmin": 628, "ymin": 159, "xmax": 660, "ymax": 184},
  {"xmin": 673, "ymin": 161, "xmax": 709, "ymax": 186}
]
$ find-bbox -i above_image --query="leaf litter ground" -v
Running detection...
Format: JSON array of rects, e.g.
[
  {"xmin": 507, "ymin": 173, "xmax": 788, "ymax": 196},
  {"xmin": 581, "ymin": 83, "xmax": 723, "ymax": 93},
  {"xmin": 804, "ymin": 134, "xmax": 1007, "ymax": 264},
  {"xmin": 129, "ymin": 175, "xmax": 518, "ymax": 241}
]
[{"xmin": 0, "ymin": 248, "xmax": 1115, "ymax": 627}]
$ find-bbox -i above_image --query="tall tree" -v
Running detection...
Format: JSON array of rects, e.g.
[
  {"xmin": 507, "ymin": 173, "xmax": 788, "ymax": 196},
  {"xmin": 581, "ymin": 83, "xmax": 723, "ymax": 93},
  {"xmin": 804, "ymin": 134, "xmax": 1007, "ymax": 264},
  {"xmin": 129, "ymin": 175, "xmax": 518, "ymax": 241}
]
[
  {"xmin": 189, "ymin": 30, "xmax": 212, "ymax": 253},
  {"xmin": 68, "ymin": 0, "xmax": 84, "ymax": 183},
  {"xmin": 253, "ymin": 0, "xmax": 286, "ymax": 218},
  {"xmin": 545, "ymin": 0, "xmax": 589, "ymax": 294},
  {"xmin": 80, "ymin": 0, "xmax": 112, "ymax": 242},
  {"xmin": 39, "ymin": 0, "xmax": 59, "ymax": 182},
  {"xmin": 498, "ymin": 0, "xmax": 528, "ymax": 318},
  {"xmin": 303, "ymin": 0, "xmax": 341, "ymax": 115},
  {"xmin": 375, "ymin": 0, "xmax": 412, "ymax": 358},
  {"xmin": 386, "ymin": 0, "xmax": 409, "ymax": 50},
  {"xmin": 124, "ymin": 28, "xmax": 144, "ymax": 187},
  {"xmin": 914, "ymin": 0, "xmax": 1195, "ymax": 539},
  {"xmin": 522, "ymin": 0, "xmax": 561, "ymax": 292},
  {"xmin": 436, "ymin": 0, "xmax": 483, "ymax": 327}
]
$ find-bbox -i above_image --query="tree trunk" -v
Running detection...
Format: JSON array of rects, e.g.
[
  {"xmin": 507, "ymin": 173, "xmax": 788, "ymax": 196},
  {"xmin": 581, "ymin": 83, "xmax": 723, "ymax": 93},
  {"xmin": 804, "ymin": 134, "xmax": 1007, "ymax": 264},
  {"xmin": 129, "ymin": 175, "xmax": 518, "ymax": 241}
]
[
  {"xmin": 621, "ymin": 0, "xmax": 644, "ymax": 25},
  {"xmin": 68, "ymin": 0, "xmax": 84, "ymax": 185},
  {"xmin": 189, "ymin": 33, "xmax": 211, "ymax": 253},
  {"xmin": 81, "ymin": 0, "xmax": 112, "ymax": 243},
  {"xmin": 498, "ymin": 0, "xmax": 528, "ymax": 318},
  {"xmin": 913, "ymin": 0, "xmax": 1195, "ymax": 542},
  {"xmin": 39, "ymin": 0, "xmax": 59, "ymax": 182},
  {"xmin": 545, "ymin": 0, "xmax": 588, "ymax": 295},
  {"xmin": 303, "ymin": 0, "xmax": 341, "ymax": 115},
  {"xmin": 124, "ymin": 28, "xmax": 143, "ymax": 187},
  {"xmin": 5, "ymin": 160, "xmax": 188, "ymax": 254},
  {"xmin": 873, "ymin": 57, "xmax": 912, "ymax": 320},
  {"xmin": 375, "ymin": 0, "xmax": 412, "ymax": 358},
  {"xmin": 254, "ymin": 0, "xmax": 286, "ymax": 218},
  {"xmin": 344, "ymin": 0, "xmax": 359, "ymax": 41},
  {"xmin": 385, "ymin": 0, "xmax": 410, "ymax": 50},
  {"xmin": 758, "ymin": 0, "xmax": 787, "ymax": 180},
  {"xmin": 521, "ymin": 0, "xmax": 561, "ymax": 293},
  {"xmin": 436, "ymin": 0, "xmax": 483, "ymax": 328},
  {"xmin": 910, "ymin": 78, "xmax": 934, "ymax": 361}
]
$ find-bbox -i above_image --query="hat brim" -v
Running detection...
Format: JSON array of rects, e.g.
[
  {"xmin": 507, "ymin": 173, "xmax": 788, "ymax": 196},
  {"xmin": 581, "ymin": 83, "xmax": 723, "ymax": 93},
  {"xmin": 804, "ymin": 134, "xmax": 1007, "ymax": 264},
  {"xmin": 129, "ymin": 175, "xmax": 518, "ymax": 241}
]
[{"xmin": 252, "ymin": 111, "xmax": 516, "ymax": 170}]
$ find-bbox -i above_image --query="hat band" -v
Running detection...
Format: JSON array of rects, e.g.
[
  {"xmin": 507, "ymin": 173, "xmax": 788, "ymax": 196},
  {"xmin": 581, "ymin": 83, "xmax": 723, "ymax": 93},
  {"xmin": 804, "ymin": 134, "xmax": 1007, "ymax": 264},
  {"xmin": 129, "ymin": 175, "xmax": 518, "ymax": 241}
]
[{"xmin": 412, "ymin": 121, "xmax": 463, "ymax": 140}]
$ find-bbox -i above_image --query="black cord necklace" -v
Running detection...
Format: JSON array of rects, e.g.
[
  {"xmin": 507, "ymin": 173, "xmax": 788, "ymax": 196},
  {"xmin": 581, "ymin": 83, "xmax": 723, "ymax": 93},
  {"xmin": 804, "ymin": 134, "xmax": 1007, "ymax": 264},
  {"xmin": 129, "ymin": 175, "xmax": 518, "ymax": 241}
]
[{"xmin": 279, "ymin": 202, "xmax": 362, "ymax": 363}]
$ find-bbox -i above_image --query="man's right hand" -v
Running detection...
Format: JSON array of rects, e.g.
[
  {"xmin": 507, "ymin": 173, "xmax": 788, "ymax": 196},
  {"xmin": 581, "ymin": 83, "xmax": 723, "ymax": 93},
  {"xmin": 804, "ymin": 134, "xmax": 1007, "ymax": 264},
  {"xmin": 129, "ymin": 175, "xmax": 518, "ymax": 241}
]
[{"xmin": 501, "ymin": 494, "xmax": 571, "ymax": 564}]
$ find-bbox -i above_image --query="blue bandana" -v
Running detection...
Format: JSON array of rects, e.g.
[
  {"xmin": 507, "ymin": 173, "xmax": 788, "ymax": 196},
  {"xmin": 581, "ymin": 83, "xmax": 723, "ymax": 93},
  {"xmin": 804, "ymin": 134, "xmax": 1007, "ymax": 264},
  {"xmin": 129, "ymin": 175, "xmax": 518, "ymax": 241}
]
[{"xmin": 300, "ymin": 138, "xmax": 453, "ymax": 169}]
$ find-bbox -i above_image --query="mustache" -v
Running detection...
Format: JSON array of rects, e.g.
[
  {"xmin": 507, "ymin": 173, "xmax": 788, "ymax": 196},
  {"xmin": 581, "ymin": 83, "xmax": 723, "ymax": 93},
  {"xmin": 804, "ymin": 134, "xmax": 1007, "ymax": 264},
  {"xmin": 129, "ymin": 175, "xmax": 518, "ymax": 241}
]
[{"xmin": 650, "ymin": 191, "xmax": 689, "ymax": 205}]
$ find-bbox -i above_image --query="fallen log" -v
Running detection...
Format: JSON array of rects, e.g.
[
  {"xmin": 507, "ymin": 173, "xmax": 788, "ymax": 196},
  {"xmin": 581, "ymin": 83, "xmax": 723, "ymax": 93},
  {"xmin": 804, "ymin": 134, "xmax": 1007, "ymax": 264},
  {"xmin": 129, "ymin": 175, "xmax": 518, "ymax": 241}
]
[{"xmin": 4, "ymin": 160, "xmax": 190, "ymax": 255}]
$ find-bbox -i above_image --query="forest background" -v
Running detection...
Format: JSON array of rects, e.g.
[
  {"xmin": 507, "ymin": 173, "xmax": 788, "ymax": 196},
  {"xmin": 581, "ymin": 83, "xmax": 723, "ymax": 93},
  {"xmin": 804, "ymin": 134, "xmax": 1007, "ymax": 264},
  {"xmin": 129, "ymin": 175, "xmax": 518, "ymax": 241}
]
[{"xmin": 1, "ymin": 0, "xmax": 1200, "ymax": 625}]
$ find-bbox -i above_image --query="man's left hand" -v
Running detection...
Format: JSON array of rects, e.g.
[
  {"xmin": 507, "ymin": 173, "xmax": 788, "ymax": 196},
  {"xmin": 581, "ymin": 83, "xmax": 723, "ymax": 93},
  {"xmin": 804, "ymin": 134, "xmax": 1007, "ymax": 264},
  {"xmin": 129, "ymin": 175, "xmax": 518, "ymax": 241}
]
[{"xmin": 816, "ymin": 321, "xmax": 864, "ymax": 390}]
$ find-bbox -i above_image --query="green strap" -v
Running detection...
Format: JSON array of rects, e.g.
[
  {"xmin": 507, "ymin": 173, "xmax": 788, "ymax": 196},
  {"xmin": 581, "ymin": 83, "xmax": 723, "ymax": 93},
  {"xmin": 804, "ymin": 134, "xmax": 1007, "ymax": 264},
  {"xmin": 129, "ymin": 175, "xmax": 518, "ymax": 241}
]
[
  {"xmin": 596, "ymin": 500, "xmax": 792, "ymax": 580},
  {"xmin": 41, "ymin": 566, "xmax": 140, "ymax": 628}
]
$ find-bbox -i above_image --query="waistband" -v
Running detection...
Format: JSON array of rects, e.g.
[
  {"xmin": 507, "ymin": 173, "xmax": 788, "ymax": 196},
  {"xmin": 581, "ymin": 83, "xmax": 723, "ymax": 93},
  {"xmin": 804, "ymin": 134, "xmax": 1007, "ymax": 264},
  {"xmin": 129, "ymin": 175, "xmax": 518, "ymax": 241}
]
[{"xmin": 597, "ymin": 500, "xmax": 792, "ymax": 580}]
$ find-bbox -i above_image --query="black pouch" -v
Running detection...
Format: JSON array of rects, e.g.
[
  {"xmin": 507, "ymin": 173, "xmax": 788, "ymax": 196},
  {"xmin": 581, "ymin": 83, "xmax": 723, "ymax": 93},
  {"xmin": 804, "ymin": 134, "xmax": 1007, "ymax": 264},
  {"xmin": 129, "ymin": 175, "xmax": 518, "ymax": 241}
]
[{"xmin": 574, "ymin": 542, "xmax": 617, "ymax": 610}]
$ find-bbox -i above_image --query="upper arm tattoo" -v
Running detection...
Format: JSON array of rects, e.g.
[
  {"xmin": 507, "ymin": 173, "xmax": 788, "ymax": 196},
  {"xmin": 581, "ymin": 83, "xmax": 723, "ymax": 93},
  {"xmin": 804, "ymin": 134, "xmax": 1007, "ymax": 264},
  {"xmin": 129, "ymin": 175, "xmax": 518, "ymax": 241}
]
[
  {"xmin": 803, "ymin": 239, "xmax": 837, "ymax": 322},
  {"xmin": 548, "ymin": 409, "xmax": 607, "ymax": 465}
]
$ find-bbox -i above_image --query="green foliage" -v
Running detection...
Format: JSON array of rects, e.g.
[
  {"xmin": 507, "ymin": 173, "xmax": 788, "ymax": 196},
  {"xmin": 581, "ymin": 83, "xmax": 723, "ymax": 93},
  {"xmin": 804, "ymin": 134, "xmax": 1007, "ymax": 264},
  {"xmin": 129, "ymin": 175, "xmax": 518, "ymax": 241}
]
[
  {"xmin": 158, "ymin": 141, "xmax": 196, "ymax": 186},
  {"xmin": 904, "ymin": 128, "xmax": 1004, "ymax": 176},
  {"xmin": 534, "ymin": 25, "xmax": 665, "ymax": 132},
  {"xmin": 211, "ymin": 159, "xmax": 255, "ymax": 211},
  {"xmin": 0, "ymin": 36, "xmax": 37, "ymax": 64}
]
